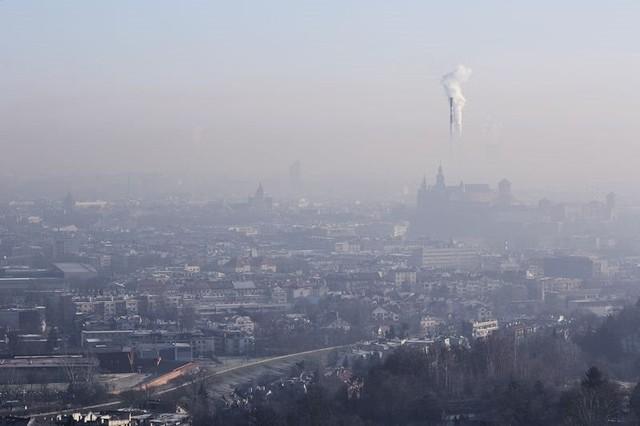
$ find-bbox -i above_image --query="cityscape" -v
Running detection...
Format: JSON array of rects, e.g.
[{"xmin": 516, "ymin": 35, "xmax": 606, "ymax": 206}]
[
  {"xmin": 0, "ymin": 167, "xmax": 638, "ymax": 425},
  {"xmin": 2, "ymin": 1, "xmax": 640, "ymax": 425}
]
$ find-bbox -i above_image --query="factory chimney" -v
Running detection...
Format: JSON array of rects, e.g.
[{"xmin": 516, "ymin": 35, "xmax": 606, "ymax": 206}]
[{"xmin": 449, "ymin": 97, "xmax": 454, "ymax": 139}]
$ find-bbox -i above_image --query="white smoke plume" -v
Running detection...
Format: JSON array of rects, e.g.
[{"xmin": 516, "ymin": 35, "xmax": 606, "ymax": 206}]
[{"xmin": 442, "ymin": 65, "xmax": 472, "ymax": 136}]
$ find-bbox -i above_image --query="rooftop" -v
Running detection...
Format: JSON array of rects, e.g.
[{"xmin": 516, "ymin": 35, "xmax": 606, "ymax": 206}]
[{"xmin": 53, "ymin": 263, "xmax": 98, "ymax": 274}]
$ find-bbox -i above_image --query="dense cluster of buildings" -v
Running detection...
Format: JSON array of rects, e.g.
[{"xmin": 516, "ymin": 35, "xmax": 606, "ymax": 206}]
[{"xmin": 0, "ymin": 175, "xmax": 639, "ymax": 418}]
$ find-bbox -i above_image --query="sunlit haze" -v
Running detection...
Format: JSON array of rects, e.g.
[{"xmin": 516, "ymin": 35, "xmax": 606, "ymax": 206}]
[{"xmin": 2, "ymin": 1, "xmax": 640, "ymax": 199}]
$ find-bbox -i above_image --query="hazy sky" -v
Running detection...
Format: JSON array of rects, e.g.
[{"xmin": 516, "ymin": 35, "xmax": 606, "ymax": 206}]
[{"xmin": 1, "ymin": 1, "xmax": 639, "ymax": 194}]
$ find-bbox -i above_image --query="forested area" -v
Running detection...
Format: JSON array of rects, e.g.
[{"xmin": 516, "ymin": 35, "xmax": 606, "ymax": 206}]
[{"xmin": 182, "ymin": 300, "xmax": 640, "ymax": 425}]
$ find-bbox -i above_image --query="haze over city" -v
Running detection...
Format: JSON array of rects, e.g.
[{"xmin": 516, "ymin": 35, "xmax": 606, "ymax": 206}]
[
  {"xmin": 2, "ymin": 1, "xmax": 640, "ymax": 199},
  {"xmin": 3, "ymin": 2, "xmax": 640, "ymax": 426}
]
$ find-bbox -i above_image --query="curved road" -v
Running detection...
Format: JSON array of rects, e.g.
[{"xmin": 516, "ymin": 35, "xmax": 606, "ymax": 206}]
[{"xmin": 32, "ymin": 344, "xmax": 350, "ymax": 418}]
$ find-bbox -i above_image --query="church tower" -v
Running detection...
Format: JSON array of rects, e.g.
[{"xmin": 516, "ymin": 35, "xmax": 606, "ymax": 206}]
[
  {"xmin": 255, "ymin": 183, "xmax": 264, "ymax": 200},
  {"xmin": 435, "ymin": 164, "xmax": 446, "ymax": 191}
]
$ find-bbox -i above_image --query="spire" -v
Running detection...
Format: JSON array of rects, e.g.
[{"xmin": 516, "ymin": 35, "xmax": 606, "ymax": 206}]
[
  {"xmin": 255, "ymin": 183, "xmax": 264, "ymax": 199},
  {"xmin": 436, "ymin": 163, "xmax": 445, "ymax": 189}
]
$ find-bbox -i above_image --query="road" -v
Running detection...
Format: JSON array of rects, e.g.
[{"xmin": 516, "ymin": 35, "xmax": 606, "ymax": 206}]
[
  {"xmin": 31, "ymin": 344, "xmax": 350, "ymax": 418},
  {"xmin": 154, "ymin": 345, "xmax": 351, "ymax": 396}
]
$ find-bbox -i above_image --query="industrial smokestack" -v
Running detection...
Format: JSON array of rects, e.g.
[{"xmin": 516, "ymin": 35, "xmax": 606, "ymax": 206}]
[
  {"xmin": 449, "ymin": 97, "xmax": 454, "ymax": 139},
  {"xmin": 442, "ymin": 65, "xmax": 472, "ymax": 138}
]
